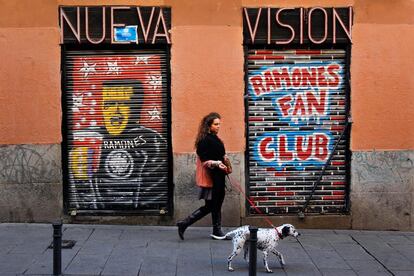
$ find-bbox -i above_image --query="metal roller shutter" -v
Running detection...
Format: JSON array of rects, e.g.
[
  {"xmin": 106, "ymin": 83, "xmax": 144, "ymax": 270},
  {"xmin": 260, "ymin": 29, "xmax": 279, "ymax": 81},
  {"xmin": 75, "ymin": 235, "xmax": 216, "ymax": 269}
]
[
  {"xmin": 63, "ymin": 49, "xmax": 170, "ymax": 214},
  {"xmin": 246, "ymin": 49, "xmax": 349, "ymax": 215}
]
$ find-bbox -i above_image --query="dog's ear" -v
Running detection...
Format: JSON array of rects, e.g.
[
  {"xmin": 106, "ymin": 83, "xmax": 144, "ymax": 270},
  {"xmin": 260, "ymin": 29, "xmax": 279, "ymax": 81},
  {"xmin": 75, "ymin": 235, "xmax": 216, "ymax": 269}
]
[{"xmin": 282, "ymin": 225, "xmax": 290, "ymax": 237}]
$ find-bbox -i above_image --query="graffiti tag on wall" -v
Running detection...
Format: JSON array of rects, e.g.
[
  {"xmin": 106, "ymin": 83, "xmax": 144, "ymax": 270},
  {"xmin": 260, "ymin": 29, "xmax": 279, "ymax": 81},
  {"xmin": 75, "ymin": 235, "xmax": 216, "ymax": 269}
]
[{"xmin": 249, "ymin": 61, "xmax": 343, "ymax": 170}]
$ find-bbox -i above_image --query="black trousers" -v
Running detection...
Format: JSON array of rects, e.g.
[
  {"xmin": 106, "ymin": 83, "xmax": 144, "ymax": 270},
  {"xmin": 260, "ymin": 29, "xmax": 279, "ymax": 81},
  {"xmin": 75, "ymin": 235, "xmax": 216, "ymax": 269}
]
[
  {"xmin": 201, "ymin": 183, "xmax": 225, "ymax": 215},
  {"xmin": 185, "ymin": 169, "xmax": 226, "ymax": 229}
]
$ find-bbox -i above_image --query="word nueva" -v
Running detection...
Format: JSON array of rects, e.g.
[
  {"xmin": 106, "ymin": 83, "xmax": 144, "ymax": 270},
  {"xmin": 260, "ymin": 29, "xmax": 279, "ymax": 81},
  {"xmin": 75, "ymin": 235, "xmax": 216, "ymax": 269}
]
[{"xmin": 60, "ymin": 6, "xmax": 170, "ymax": 44}]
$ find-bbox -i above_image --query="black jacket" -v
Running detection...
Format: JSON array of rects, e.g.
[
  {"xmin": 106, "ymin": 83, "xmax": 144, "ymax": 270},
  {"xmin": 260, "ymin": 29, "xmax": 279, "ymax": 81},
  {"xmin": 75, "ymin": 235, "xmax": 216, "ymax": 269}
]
[
  {"xmin": 196, "ymin": 133, "xmax": 226, "ymax": 162},
  {"xmin": 196, "ymin": 133, "xmax": 226, "ymax": 188}
]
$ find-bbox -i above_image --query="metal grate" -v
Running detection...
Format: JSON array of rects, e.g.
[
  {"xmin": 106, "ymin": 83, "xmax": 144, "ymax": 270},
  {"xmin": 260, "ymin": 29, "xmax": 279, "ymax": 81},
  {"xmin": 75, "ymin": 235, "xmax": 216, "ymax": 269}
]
[
  {"xmin": 63, "ymin": 50, "xmax": 170, "ymax": 214},
  {"xmin": 246, "ymin": 49, "xmax": 349, "ymax": 215}
]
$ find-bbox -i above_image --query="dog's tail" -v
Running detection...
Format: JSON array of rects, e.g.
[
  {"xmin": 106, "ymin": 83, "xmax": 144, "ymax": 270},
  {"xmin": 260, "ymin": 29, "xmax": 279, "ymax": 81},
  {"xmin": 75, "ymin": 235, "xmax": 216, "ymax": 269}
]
[
  {"xmin": 210, "ymin": 228, "xmax": 240, "ymax": 240},
  {"xmin": 210, "ymin": 234, "xmax": 228, "ymax": 240}
]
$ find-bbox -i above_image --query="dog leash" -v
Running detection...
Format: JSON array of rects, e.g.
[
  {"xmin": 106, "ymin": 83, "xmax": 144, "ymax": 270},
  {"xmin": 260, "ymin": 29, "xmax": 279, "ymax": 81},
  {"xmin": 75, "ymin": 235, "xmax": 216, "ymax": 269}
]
[{"xmin": 226, "ymin": 175, "xmax": 284, "ymax": 239}]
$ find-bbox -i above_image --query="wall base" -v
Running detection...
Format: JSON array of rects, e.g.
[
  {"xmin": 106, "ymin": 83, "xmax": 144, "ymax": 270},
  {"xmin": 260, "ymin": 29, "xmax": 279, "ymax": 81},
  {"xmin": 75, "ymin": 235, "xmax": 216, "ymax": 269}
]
[{"xmin": 351, "ymin": 151, "xmax": 413, "ymax": 231}]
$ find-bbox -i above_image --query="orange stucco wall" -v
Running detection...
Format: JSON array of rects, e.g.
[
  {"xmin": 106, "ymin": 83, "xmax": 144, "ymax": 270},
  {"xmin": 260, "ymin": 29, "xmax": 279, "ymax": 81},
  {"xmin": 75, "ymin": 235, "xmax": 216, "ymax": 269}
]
[
  {"xmin": 0, "ymin": 0, "xmax": 413, "ymax": 151},
  {"xmin": 350, "ymin": 0, "xmax": 414, "ymax": 150}
]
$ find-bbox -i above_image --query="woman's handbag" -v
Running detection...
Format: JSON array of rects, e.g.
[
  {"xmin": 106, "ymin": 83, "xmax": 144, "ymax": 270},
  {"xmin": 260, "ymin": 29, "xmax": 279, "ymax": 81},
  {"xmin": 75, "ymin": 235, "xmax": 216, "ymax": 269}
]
[{"xmin": 196, "ymin": 157, "xmax": 213, "ymax": 188}]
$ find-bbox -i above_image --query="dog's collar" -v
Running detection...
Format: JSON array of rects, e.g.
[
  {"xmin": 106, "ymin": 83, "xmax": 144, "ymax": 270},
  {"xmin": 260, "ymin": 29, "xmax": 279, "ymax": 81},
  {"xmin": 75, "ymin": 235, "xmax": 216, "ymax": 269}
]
[{"xmin": 275, "ymin": 228, "xmax": 284, "ymax": 239}]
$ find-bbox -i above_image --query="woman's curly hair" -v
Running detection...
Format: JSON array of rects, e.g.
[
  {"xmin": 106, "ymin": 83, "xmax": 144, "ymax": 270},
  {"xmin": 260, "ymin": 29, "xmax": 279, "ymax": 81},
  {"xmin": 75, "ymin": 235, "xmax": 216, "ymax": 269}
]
[{"xmin": 194, "ymin": 112, "xmax": 221, "ymax": 149}]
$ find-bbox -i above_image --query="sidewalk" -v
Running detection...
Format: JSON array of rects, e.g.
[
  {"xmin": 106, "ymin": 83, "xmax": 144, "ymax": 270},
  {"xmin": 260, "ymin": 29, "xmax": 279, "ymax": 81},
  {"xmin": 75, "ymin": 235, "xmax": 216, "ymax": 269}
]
[{"xmin": 0, "ymin": 223, "xmax": 414, "ymax": 276}]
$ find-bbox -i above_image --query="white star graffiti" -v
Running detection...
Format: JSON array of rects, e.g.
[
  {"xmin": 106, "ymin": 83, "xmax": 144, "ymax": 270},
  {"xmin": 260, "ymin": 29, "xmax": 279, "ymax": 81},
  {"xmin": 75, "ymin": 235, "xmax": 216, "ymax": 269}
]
[
  {"xmin": 106, "ymin": 61, "xmax": 121, "ymax": 75},
  {"xmin": 79, "ymin": 62, "xmax": 97, "ymax": 78},
  {"xmin": 148, "ymin": 107, "xmax": 161, "ymax": 121},
  {"xmin": 72, "ymin": 93, "xmax": 83, "ymax": 113},
  {"xmin": 134, "ymin": 56, "xmax": 150, "ymax": 65},
  {"xmin": 147, "ymin": 75, "xmax": 162, "ymax": 91}
]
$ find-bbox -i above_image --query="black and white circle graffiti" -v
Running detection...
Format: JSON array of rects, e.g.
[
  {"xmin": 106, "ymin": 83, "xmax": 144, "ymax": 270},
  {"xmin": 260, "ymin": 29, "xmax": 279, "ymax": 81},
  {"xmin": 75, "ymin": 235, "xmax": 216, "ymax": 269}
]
[{"xmin": 105, "ymin": 150, "xmax": 134, "ymax": 179}]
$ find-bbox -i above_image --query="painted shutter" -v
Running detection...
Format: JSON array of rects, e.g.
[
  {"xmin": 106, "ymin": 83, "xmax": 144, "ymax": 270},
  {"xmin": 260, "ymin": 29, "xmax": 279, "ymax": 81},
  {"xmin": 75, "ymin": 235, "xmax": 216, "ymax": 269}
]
[
  {"xmin": 64, "ymin": 50, "xmax": 170, "ymax": 214},
  {"xmin": 246, "ymin": 49, "xmax": 349, "ymax": 215}
]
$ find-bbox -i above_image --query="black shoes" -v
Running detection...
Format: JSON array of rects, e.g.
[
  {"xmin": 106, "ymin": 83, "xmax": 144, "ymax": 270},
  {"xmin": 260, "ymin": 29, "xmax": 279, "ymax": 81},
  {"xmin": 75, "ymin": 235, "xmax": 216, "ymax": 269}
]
[
  {"xmin": 211, "ymin": 227, "xmax": 226, "ymax": 240},
  {"xmin": 176, "ymin": 207, "xmax": 209, "ymax": 240},
  {"xmin": 176, "ymin": 221, "xmax": 187, "ymax": 240}
]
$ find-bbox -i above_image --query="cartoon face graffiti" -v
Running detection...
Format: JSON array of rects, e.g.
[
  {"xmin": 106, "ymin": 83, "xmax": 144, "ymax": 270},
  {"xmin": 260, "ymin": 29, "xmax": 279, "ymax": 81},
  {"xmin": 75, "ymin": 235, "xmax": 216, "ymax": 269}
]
[{"xmin": 102, "ymin": 86, "xmax": 133, "ymax": 136}]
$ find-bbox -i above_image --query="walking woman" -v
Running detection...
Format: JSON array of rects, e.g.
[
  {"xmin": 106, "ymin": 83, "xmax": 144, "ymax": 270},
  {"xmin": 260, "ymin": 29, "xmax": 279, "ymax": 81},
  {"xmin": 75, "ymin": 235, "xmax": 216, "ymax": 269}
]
[{"xmin": 176, "ymin": 112, "xmax": 231, "ymax": 240}]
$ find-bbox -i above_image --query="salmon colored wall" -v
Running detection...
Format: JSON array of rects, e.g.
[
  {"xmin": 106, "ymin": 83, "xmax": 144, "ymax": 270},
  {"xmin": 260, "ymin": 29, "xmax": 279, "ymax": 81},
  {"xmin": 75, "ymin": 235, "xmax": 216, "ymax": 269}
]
[
  {"xmin": 0, "ymin": 0, "xmax": 413, "ymax": 151},
  {"xmin": 351, "ymin": 0, "xmax": 414, "ymax": 150},
  {"xmin": 0, "ymin": 28, "xmax": 60, "ymax": 144},
  {"xmin": 0, "ymin": 0, "xmax": 61, "ymax": 144},
  {"xmin": 169, "ymin": 0, "xmax": 244, "ymax": 153},
  {"xmin": 0, "ymin": 0, "xmax": 167, "ymax": 144}
]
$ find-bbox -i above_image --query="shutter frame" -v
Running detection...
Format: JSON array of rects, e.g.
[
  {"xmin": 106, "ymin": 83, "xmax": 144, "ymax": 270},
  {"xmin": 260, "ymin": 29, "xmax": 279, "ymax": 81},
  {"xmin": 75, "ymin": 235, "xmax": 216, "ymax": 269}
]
[
  {"xmin": 246, "ymin": 48, "xmax": 350, "ymax": 215},
  {"xmin": 63, "ymin": 49, "xmax": 171, "ymax": 214}
]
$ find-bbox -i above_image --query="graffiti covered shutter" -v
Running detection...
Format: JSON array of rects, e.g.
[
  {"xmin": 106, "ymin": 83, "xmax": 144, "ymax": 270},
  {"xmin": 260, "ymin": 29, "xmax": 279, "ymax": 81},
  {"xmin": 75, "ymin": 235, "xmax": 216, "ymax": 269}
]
[
  {"xmin": 64, "ymin": 50, "xmax": 170, "ymax": 213},
  {"xmin": 246, "ymin": 49, "xmax": 349, "ymax": 215}
]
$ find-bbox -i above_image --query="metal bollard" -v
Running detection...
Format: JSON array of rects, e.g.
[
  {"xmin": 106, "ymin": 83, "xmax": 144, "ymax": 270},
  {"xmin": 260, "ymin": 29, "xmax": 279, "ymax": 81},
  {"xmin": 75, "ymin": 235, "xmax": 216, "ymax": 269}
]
[
  {"xmin": 52, "ymin": 221, "xmax": 62, "ymax": 276},
  {"xmin": 248, "ymin": 226, "xmax": 258, "ymax": 276}
]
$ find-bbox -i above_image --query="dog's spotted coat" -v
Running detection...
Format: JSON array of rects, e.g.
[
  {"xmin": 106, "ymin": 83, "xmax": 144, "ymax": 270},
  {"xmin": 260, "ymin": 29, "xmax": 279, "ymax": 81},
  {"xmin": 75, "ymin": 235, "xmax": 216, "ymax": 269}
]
[{"xmin": 212, "ymin": 224, "xmax": 300, "ymax": 273}]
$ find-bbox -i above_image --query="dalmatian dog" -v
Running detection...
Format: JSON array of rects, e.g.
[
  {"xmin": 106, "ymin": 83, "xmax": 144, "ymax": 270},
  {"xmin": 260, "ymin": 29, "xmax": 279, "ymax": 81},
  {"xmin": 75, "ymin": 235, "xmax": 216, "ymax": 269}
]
[{"xmin": 212, "ymin": 224, "xmax": 300, "ymax": 273}]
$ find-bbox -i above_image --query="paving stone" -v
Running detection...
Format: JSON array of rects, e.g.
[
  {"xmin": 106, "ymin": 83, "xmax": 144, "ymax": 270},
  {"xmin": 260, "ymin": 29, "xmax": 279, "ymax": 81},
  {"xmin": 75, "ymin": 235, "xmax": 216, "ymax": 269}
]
[
  {"xmin": 350, "ymin": 236, "xmax": 414, "ymax": 270},
  {"xmin": 284, "ymin": 259, "xmax": 321, "ymax": 276},
  {"xmin": 331, "ymin": 243, "xmax": 374, "ymax": 260},
  {"xmin": 358, "ymin": 231, "xmax": 391, "ymax": 236},
  {"xmin": 387, "ymin": 243, "xmax": 414, "ymax": 263},
  {"xmin": 212, "ymin": 255, "xmax": 246, "ymax": 274},
  {"xmin": 325, "ymin": 234, "xmax": 355, "ymax": 244},
  {"xmin": 101, "ymin": 250, "xmax": 143, "ymax": 276},
  {"xmin": 177, "ymin": 256, "xmax": 213, "ymax": 276},
  {"xmin": 278, "ymin": 242, "xmax": 314, "ymax": 260},
  {"xmin": 320, "ymin": 268, "xmax": 357, "ymax": 275},
  {"xmin": 356, "ymin": 271, "xmax": 391, "ymax": 276},
  {"xmin": 77, "ymin": 239, "xmax": 116, "ymax": 256},
  {"xmin": 88, "ymin": 228, "xmax": 123, "ymax": 241},
  {"xmin": 377, "ymin": 234, "xmax": 413, "ymax": 244},
  {"xmin": 406, "ymin": 236, "xmax": 414, "ymax": 243},
  {"xmin": 24, "ymin": 246, "xmax": 81, "ymax": 275},
  {"xmin": 0, "ymin": 242, "xmax": 16, "ymax": 254},
  {"xmin": 9, "ymin": 240, "xmax": 49, "ymax": 254},
  {"xmin": 307, "ymin": 249, "xmax": 351, "ymax": 269},
  {"xmin": 391, "ymin": 271, "xmax": 414, "ymax": 276},
  {"xmin": 139, "ymin": 256, "xmax": 177, "ymax": 276},
  {"xmin": 0, "ymin": 224, "xmax": 411, "ymax": 276},
  {"xmin": 64, "ymin": 253, "xmax": 109, "ymax": 275},
  {"xmin": 351, "ymin": 234, "xmax": 386, "ymax": 247},
  {"xmin": 300, "ymin": 229, "xmax": 336, "ymax": 235},
  {"xmin": 146, "ymin": 240, "xmax": 180, "ymax": 258},
  {"xmin": 299, "ymin": 236, "xmax": 335, "ymax": 251},
  {"xmin": 345, "ymin": 259, "xmax": 387, "ymax": 272},
  {"xmin": 119, "ymin": 229, "xmax": 153, "ymax": 241},
  {"xmin": 0, "ymin": 253, "xmax": 37, "ymax": 275},
  {"xmin": 374, "ymin": 252, "xmax": 414, "ymax": 271},
  {"xmin": 112, "ymin": 238, "xmax": 148, "ymax": 252},
  {"xmin": 210, "ymin": 240, "xmax": 232, "ymax": 255},
  {"xmin": 62, "ymin": 226, "xmax": 94, "ymax": 244},
  {"xmin": 334, "ymin": 230, "xmax": 362, "ymax": 235},
  {"xmin": 178, "ymin": 246, "xmax": 211, "ymax": 259}
]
